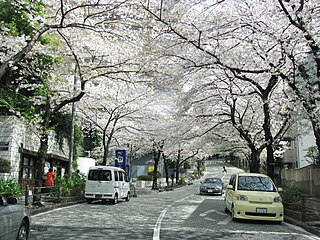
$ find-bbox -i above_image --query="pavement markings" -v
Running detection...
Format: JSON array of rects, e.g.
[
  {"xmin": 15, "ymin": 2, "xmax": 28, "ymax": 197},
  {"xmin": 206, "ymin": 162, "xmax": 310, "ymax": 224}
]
[
  {"xmin": 217, "ymin": 217, "xmax": 232, "ymax": 225},
  {"xmin": 152, "ymin": 195, "xmax": 193, "ymax": 240}
]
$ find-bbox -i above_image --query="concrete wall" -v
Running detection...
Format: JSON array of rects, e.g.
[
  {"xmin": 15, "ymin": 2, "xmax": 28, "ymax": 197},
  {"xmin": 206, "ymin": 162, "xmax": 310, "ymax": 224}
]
[
  {"xmin": 0, "ymin": 116, "xmax": 25, "ymax": 179},
  {"xmin": 281, "ymin": 165, "xmax": 320, "ymax": 197}
]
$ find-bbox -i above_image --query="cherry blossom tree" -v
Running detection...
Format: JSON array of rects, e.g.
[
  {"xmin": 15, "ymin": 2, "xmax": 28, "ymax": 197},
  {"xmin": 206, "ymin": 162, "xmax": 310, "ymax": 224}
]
[
  {"xmin": 142, "ymin": 0, "xmax": 299, "ymax": 178},
  {"xmin": 0, "ymin": 0, "xmax": 151, "ymax": 189},
  {"xmin": 275, "ymin": 0, "xmax": 320, "ymax": 160},
  {"xmin": 77, "ymin": 80, "xmax": 152, "ymax": 165}
]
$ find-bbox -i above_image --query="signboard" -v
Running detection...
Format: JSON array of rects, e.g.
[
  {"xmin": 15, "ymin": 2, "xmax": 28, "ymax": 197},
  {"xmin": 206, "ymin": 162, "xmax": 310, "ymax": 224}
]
[
  {"xmin": 115, "ymin": 150, "xmax": 126, "ymax": 166},
  {"xmin": 115, "ymin": 150, "xmax": 130, "ymax": 177},
  {"xmin": 0, "ymin": 142, "xmax": 9, "ymax": 151}
]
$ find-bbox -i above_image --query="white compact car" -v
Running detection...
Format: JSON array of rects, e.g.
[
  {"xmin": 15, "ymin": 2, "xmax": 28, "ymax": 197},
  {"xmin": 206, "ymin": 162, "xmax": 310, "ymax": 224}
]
[{"xmin": 85, "ymin": 166, "xmax": 131, "ymax": 204}]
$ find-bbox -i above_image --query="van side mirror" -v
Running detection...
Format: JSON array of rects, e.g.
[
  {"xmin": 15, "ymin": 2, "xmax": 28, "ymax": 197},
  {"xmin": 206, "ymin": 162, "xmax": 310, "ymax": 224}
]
[
  {"xmin": 227, "ymin": 184, "xmax": 234, "ymax": 190},
  {"xmin": 277, "ymin": 187, "xmax": 283, "ymax": 192},
  {"xmin": 125, "ymin": 176, "xmax": 130, "ymax": 182}
]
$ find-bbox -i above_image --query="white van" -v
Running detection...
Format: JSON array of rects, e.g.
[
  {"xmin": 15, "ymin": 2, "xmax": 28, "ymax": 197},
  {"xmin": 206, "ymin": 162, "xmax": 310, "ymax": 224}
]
[{"xmin": 84, "ymin": 166, "xmax": 130, "ymax": 204}]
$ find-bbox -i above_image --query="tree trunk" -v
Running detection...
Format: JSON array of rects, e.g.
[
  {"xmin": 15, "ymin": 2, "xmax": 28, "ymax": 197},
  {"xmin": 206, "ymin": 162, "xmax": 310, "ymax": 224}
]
[
  {"xmin": 175, "ymin": 149, "xmax": 182, "ymax": 184},
  {"xmin": 263, "ymin": 99, "xmax": 275, "ymax": 180},
  {"xmin": 34, "ymin": 131, "xmax": 49, "ymax": 201},
  {"xmin": 266, "ymin": 144, "xmax": 275, "ymax": 180},
  {"xmin": 249, "ymin": 151, "xmax": 260, "ymax": 173},
  {"xmin": 152, "ymin": 149, "xmax": 160, "ymax": 190},
  {"xmin": 311, "ymin": 122, "xmax": 320, "ymax": 165},
  {"xmin": 163, "ymin": 155, "xmax": 169, "ymax": 187}
]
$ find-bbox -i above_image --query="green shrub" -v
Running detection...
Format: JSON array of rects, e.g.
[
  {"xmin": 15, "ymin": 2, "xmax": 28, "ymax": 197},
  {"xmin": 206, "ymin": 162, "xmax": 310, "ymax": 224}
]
[
  {"xmin": 179, "ymin": 176, "xmax": 185, "ymax": 185},
  {"xmin": 280, "ymin": 187, "xmax": 302, "ymax": 211},
  {"xmin": 137, "ymin": 175, "xmax": 153, "ymax": 181},
  {"xmin": 55, "ymin": 172, "xmax": 86, "ymax": 197},
  {"xmin": 0, "ymin": 178, "xmax": 22, "ymax": 197}
]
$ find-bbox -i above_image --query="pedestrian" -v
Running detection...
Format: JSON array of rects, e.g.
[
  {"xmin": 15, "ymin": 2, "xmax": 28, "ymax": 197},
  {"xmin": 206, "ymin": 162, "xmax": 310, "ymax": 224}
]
[
  {"xmin": 222, "ymin": 166, "xmax": 227, "ymax": 173},
  {"xmin": 45, "ymin": 168, "xmax": 55, "ymax": 190}
]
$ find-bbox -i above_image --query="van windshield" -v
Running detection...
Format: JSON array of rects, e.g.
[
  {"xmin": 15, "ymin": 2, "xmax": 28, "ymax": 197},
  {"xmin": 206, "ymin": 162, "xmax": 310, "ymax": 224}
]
[
  {"xmin": 237, "ymin": 176, "xmax": 276, "ymax": 192},
  {"xmin": 88, "ymin": 170, "xmax": 112, "ymax": 181}
]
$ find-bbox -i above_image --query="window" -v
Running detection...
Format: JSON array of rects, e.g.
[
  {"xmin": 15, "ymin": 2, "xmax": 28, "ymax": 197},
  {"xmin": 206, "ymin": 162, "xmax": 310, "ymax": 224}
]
[
  {"xmin": 88, "ymin": 170, "xmax": 112, "ymax": 181},
  {"xmin": 229, "ymin": 175, "xmax": 235, "ymax": 188},
  {"xmin": 114, "ymin": 171, "xmax": 119, "ymax": 181},
  {"xmin": 119, "ymin": 172, "xmax": 124, "ymax": 181},
  {"xmin": 237, "ymin": 176, "xmax": 276, "ymax": 192},
  {"xmin": 20, "ymin": 156, "xmax": 35, "ymax": 180}
]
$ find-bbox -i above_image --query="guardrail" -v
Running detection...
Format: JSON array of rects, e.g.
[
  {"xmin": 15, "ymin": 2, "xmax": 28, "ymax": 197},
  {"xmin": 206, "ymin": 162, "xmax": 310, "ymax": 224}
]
[{"xmin": 24, "ymin": 185, "xmax": 61, "ymax": 206}]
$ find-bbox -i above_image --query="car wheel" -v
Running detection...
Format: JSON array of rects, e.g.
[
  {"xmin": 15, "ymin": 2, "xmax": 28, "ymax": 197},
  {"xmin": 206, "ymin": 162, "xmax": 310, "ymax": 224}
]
[
  {"xmin": 125, "ymin": 192, "xmax": 130, "ymax": 202},
  {"xmin": 112, "ymin": 194, "xmax": 118, "ymax": 204},
  {"xmin": 224, "ymin": 207, "xmax": 230, "ymax": 213},
  {"xmin": 231, "ymin": 205, "xmax": 237, "ymax": 221},
  {"xmin": 16, "ymin": 220, "xmax": 28, "ymax": 240}
]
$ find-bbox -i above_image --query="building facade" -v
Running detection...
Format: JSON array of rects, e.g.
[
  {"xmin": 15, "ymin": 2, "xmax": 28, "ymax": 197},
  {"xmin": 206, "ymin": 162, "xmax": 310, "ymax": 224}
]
[{"xmin": 0, "ymin": 116, "xmax": 70, "ymax": 189}]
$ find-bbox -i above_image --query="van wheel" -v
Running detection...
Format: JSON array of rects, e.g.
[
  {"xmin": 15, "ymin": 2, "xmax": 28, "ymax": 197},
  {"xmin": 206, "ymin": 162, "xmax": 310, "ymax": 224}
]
[
  {"xmin": 112, "ymin": 194, "xmax": 118, "ymax": 204},
  {"xmin": 125, "ymin": 192, "xmax": 130, "ymax": 202}
]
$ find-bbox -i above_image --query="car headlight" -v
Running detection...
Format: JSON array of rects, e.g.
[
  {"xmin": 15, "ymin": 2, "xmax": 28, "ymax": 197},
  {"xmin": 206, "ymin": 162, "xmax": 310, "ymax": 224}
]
[
  {"xmin": 274, "ymin": 196, "xmax": 282, "ymax": 202},
  {"xmin": 235, "ymin": 195, "xmax": 248, "ymax": 201},
  {"xmin": 200, "ymin": 186, "xmax": 206, "ymax": 190}
]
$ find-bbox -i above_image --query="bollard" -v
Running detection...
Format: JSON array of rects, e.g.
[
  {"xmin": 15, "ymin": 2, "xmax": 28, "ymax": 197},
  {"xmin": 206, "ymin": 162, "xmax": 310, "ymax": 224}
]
[{"xmin": 57, "ymin": 185, "xmax": 61, "ymax": 203}]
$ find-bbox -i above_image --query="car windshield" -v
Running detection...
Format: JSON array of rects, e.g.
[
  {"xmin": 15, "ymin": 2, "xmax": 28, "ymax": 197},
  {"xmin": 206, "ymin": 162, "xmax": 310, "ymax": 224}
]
[
  {"xmin": 204, "ymin": 178, "xmax": 221, "ymax": 183},
  {"xmin": 88, "ymin": 170, "xmax": 112, "ymax": 181},
  {"xmin": 237, "ymin": 176, "xmax": 276, "ymax": 192}
]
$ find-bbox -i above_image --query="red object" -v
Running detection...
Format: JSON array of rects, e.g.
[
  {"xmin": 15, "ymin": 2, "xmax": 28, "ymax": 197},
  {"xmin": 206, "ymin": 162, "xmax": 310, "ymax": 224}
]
[{"xmin": 45, "ymin": 172, "xmax": 55, "ymax": 186}]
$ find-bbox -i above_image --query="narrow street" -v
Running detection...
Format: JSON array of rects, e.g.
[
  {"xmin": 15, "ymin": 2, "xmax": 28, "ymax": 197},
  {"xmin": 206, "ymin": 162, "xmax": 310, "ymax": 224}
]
[{"xmin": 30, "ymin": 165, "xmax": 320, "ymax": 240}]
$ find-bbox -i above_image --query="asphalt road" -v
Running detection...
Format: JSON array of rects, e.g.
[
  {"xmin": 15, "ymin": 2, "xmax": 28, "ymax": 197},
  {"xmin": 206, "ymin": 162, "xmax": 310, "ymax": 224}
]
[{"xmin": 30, "ymin": 164, "xmax": 320, "ymax": 240}]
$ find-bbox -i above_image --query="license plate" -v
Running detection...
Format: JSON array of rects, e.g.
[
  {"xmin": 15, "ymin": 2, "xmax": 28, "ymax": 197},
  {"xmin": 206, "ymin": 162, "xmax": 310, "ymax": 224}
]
[
  {"xmin": 208, "ymin": 190, "xmax": 213, "ymax": 193},
  {"xmin": 256, "ymin": 208, "xmax": 267, "ymax": 213},
  {"xmin": 96, "ymin": 194, "xmax": 102, "ymax": 199}
]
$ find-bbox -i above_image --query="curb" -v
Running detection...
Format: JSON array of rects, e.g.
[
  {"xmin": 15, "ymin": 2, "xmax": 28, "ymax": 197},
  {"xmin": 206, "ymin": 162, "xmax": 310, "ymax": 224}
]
[
  {"xmin": 28, "ymin": 199, "xmax": 86, "ymax": 216},
  {"xmin": 285, "ymin": 216, "xmax": 320, "ymax": 237}
]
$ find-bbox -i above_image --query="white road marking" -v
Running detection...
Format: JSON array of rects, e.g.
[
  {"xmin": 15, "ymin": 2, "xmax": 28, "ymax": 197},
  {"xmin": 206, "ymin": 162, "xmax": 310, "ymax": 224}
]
[
  {"xmin": 217, "ymin": 217, "xmax": 231, "ymax": 225},
  {"xmin": 200, "ymin": 209, "xmax": 216, "ymax": 217},
  {"xmin": 32, "ymin": 204, "xmax": 79, "ymax": 217},
  {"xmin": 153, "ymin": 195, "xmax": 193, "ymax": 240}
]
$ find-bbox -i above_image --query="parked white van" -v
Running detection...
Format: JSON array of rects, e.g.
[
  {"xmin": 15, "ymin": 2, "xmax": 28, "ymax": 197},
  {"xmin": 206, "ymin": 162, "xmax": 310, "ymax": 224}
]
[{"xmin": 85, "ymin": 166, "xmax": 130, "ymax": 204}]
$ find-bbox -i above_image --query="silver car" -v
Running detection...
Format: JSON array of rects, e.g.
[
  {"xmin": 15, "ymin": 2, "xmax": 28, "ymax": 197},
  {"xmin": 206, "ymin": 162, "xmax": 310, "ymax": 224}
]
[
  {"xmin": 0, "ymin": 195, "xmax": 31, "ymax": 240},
  {"xmin": 200, "ymin": 177, "xmax": 224, "ymax": 195}
]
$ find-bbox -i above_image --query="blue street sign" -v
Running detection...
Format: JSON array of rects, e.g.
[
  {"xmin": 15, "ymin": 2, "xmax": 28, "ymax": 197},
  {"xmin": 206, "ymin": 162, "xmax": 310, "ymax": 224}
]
[{"xmin": 115, "ymin": 149, "xmax": 127, "ymax": 168}]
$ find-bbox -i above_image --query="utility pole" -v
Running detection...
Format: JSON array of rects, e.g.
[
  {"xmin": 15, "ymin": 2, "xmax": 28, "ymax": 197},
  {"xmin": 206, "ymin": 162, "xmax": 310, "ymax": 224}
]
[{"xmin": 68, "ymin": 64, "xmax": 78, "ymax": 174}]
